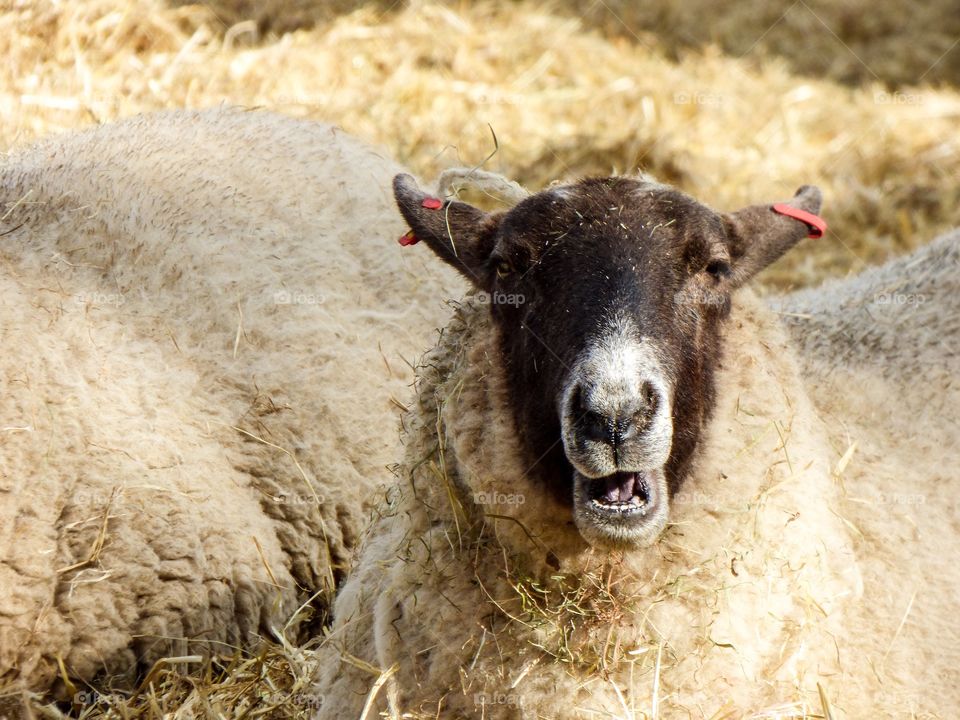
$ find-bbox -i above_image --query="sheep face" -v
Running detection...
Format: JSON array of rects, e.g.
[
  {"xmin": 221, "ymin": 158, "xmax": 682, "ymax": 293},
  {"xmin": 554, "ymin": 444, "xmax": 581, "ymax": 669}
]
[{"xmin": 395, "ymin": 174, "xmax": 821, "ymax": 548}]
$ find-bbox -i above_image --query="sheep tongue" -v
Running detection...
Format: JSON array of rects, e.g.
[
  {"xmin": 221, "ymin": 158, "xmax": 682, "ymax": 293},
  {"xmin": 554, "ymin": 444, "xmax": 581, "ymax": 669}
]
[{"xmin": 603, "ymin": 472, "xmax": 637, "ymax": 502}]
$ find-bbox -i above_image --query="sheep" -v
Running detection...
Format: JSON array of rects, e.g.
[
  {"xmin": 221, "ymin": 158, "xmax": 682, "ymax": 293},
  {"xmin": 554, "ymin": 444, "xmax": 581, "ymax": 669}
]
[
  {"xmin": 774, "ymin": 231, "xmax": 960, "ymax": 714},
  {"xmin": 314, "ymin": 174, "xmax": 959, "ymax": 718},
  {"xmin": 0, "ymin": 107, "xmax": 463, "ymax": 696}
]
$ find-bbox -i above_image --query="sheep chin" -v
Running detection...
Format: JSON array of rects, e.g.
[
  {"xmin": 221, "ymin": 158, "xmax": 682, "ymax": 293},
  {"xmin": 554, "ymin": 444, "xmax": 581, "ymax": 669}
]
[{"xmin": 571, "ymin": 468, "xmax": 670, "ymax": 549}]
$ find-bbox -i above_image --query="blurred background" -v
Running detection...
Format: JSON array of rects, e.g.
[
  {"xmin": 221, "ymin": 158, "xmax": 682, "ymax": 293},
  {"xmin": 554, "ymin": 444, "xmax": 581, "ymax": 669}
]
[{"xmin": 3, "ymin": 0, "xmax": 959, "ymax": 288}]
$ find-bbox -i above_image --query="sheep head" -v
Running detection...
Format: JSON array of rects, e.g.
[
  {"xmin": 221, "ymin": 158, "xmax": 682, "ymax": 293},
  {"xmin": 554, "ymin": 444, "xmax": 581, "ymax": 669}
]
[{"xmin": 394, "ymin": 173, "xmax": 822, "ymax": 549}]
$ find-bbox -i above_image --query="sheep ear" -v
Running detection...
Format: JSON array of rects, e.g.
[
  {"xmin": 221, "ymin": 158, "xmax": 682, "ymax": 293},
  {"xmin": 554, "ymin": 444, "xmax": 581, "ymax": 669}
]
[
  {"xmin": 721, "ymin": 185, "xmax": 823, "ymax": 288},
  {"xmin": 393, "ymin": 173, "xmax": 500, "ymax": 289}
]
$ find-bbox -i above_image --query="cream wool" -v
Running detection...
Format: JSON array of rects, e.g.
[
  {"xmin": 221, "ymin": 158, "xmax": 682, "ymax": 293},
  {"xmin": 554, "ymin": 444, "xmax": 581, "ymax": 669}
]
[
  {"xmin": 0, "ymin": 108, "xmax": 462, "ymax": 693},
  {"xmin": 315, "ymin": 291, "xmax": 863, "ymax": 719},
  {"xmin": 779, "ymin": 231, "xmax": 960, "ymax": 716}
]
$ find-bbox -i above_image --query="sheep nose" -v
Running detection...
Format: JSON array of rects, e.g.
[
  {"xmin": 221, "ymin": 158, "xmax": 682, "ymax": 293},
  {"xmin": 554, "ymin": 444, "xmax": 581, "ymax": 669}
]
[{"xmin": 573, "ymin": 381, "xmax": 659, "ymax": 447}]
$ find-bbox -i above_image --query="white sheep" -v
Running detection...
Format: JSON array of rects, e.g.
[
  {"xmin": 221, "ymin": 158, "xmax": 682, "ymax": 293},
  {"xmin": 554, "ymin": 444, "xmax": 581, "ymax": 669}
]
[
  {"xmin": 314, "ymin": 176, "xmax": 959, "ymax": 718},
  {"xmin": 776, "ymin": 230, "xmax": 960, "ymax": 714},
  {"xmin": 0, "ymin": 108, "xmax": 462, "ymax": 695}
]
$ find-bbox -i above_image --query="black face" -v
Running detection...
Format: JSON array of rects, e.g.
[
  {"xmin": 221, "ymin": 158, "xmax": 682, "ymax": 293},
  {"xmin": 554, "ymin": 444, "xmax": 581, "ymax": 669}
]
[
  {"xmin": 487, "ymin": 181, "xmax": 728, "ymax": 504},
  {"xmin": 395, "ymin": 174, "xmax": 821, "ymax": 547}
]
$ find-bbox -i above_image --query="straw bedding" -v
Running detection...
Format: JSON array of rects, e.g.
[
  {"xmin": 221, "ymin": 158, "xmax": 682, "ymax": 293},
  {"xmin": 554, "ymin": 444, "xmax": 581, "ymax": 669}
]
[
  {"xmin": 3, "ymin": 1, "xmax": 960, "ymax": 289},
  {"xmin": 1, "ymin": 0, "xmax": 958, "ymax": 716}
]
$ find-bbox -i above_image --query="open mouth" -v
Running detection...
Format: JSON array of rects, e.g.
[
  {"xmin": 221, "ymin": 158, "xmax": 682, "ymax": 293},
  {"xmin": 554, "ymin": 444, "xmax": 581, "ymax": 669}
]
[
  {"xmin": 572, "ymin": 467, "xmax": 668, "ymax": 548},
  {"xmin": 587, "ymin": 471, "xmax": 651, "ymax": 514}
]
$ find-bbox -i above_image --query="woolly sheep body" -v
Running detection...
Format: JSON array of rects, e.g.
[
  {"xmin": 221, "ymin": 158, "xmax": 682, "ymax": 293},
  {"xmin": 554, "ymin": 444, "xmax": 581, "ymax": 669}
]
[
  {"xmin": 0, "ymin": 108, "xmax": 462, "ymax": 693},
  {"xmin": 778, "ymin": 232, "xmax": 960, "ymax": 714},
  {"xmin": 316, "ymin": 234, "xmax": 959, "ymax": 717},
  {"xmin": 316, "ymin": 292, "xmax": 859, "ymax": 717}
]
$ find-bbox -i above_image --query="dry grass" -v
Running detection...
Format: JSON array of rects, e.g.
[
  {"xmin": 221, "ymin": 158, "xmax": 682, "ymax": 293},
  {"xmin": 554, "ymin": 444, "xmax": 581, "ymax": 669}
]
[
  {"xmin": 146, "ymin": 0, "xmax": 960, "ymax": 88},
  {"xmin": 16, "ymin": 645, "xmax": 322, "ymax": 720},
  {"xmin": 2, "ymin": 0, "xmax": 957, "ymax": 716},
  {"xmin": 3, "ymin": 0, "xmax": 960, "ymax": 289}
]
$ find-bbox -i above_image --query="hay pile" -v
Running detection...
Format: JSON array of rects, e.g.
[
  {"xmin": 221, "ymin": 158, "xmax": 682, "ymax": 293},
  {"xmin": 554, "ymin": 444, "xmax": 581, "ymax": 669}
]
[
  {"xmin": 10, "ymin": 645, "xmax": 322, "ymax": 719},
  {"xmin": 553, "ymin": 0, "xmax": 960, "ymax": 88},
  {"xmin": 2, "ymin": 0, "xmax": 957, "ymax": 716},
  {"xmin": 87, "ymin": 0, "xmax": 960, "ymax": 87},
  {"xmin": 3, "ymin": 0, "xmax": 960, "ymax": 289}
]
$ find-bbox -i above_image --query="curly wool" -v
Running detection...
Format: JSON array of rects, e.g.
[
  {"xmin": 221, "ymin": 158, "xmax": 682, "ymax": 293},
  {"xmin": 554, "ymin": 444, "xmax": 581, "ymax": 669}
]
[
  {"xmin": 435, "ymin": 167, "xmax": 531, "ymax": 206},
  {"xmin": 0, "ymin": 107, "xmax": 463, "ymax": 694}
]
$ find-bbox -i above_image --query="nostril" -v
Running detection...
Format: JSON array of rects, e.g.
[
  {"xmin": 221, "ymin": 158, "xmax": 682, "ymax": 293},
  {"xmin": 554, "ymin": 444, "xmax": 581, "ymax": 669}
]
[
  {"xmin": 582, "ymin": 410, "xmax": 612, "ymax": 445},
  {"xmin": 571, "ymin": 386, "xmax": 614, "ymax": 445}
]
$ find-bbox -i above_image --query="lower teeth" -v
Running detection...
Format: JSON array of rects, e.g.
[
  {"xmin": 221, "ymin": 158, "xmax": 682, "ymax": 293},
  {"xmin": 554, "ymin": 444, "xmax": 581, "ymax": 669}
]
[{"xmin": 594, "ymin": 498, "xmax": 644, "ymax": 508}]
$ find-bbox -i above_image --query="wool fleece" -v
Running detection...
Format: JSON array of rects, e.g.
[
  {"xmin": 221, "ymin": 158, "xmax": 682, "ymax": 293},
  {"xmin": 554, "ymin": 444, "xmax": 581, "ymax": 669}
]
[{"xmin": 0, "ymin": 107, "xmax": 462, "ymax": 693}]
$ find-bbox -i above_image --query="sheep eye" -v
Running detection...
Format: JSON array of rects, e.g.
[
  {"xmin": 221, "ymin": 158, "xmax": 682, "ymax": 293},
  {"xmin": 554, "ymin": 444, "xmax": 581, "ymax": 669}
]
[
  {"xmin": 704, "ymin": 259, "xmax": 730, "ymax": 279},
  {"xmin": 495, "ymin": 260, "xmax": 514, "ymax": 279}
]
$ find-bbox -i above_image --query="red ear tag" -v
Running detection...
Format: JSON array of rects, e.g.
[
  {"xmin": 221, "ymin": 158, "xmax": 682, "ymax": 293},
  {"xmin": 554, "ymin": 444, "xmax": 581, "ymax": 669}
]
[
  {"xmin": 771, "ymin": 203, "xmax": 827, "ymax": 239},
  {"xmin": 398, "ymin": 230, "xmax": 419, "ymax": 246},
  {"xmin": 421, "ymin": 197, "xmax": 443, "ymax": 210}
]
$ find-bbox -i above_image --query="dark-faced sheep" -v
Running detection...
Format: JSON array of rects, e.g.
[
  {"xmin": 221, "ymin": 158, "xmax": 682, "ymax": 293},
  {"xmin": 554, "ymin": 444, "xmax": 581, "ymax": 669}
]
[{"xmin": 315, "ymin": 175, "xmax": 959, "ymax": 718}]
